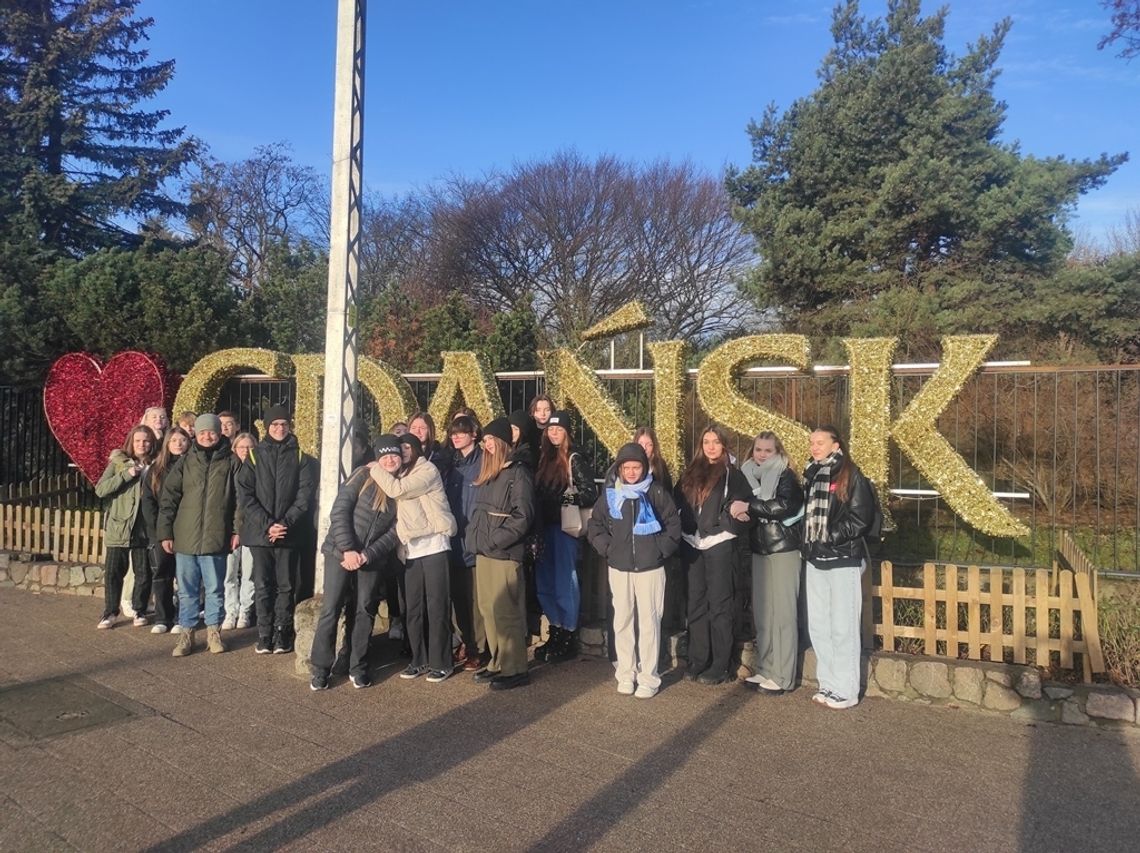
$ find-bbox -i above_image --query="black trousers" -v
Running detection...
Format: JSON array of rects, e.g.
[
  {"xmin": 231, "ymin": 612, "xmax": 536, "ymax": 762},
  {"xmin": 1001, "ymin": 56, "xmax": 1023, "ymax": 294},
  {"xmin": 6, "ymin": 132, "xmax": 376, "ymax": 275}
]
[
  {"xmin": 684, "ymin": 539, "xmax": 736, "ymax": 678},
  {"xmin": 310, "ymin": 555, "xmax": 385, "ymax": 678},
  {"xmin": 405, "ymin": 550, "xmax": 451, "ymax": 671},
  {"xmin": 250, "ymin": 546, "xmax": 300, "ymax": 637},
  {"xmin": 449, "ymin": 552, "xmax": 479, "ymax": 655},
  {"xmin": 103, "ymin": 545, "xmax": 149, "ymax": 619},
  {"xmin": 149, "ymin": 545, "xmax": 177, "ymax": 627}
]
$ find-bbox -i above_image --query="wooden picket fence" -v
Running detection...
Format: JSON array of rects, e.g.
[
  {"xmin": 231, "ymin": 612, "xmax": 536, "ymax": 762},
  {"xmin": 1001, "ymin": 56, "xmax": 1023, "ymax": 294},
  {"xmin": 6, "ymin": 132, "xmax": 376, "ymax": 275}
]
[
  {"xmin": 1, "ymin": 471, "xmax": 90, "ymax": 508},
  {"xmin": 869, "ymin": 559, "xmax": 1105, "ymax": 681},
  {"xmin": 0, "ymin": 504, "xmax": 104, "ymax": 564}
]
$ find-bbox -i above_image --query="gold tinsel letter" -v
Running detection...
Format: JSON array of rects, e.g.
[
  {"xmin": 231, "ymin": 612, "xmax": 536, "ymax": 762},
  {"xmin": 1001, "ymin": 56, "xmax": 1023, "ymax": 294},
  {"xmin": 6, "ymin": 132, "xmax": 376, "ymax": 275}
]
[
  {"xmin": 174, "ymin": 348, "xmax": 292, "ymax": 418},
  {"xmin": 540, "ymin": 348, "xmax": 634, "ymax": 458},
  {"xmin": 695, "ymin": 335, "xmax": 812, "ymax": 465},
  {"xmin": 844, "ymin": 338, "xmax": 898, "ymax": 531},
  {"xmin": 358, "ymin": 356, "xmax": 418, "ymax": 434},
  {"xmin": 890, "ymin": 335, "xmax": 1028, "ymax": 537},
  {"xmin": 428, "ymin": 351, "xmax": 506, "ymax": 429},
  {"xmin": 647, "ymin": 340, "xmax": 689, "ymax": 482},
  {"xmin": 289, "ymin": 354, "xmax": 325, "ymax": 456},
  {"xmin": 580, "ymin": 301, "xmax": 652, "ymax": 342}
]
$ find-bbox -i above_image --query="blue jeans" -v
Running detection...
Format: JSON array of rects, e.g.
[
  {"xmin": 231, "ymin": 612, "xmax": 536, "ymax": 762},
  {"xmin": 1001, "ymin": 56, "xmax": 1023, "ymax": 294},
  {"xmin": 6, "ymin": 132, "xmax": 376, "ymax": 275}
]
[
  {"xmin": 175, "ymin": 553, "xmax": 227, "ymax": 629},
  {"xmin": 536, "ymin": 523, "xmax": 581, "ymax": 630}
]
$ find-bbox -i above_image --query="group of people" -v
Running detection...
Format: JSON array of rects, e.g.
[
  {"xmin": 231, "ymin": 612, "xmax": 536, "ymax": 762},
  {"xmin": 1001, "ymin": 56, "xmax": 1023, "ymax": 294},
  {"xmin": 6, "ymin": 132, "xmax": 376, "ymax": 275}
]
[
  {"xmin": 95, "ymin": 404, "xmax": 315, "ymax": 657},
  {"xmin": 96, "ymin": 394, "xmax": 880, "ymax": 709}
]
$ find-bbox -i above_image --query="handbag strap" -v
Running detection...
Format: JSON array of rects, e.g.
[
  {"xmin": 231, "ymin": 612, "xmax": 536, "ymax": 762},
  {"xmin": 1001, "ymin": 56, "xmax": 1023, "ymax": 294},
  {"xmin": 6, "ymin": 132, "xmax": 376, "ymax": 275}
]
[{"xmin": 566, "ymin": 452, "xmax": 579, "ymax": 496}]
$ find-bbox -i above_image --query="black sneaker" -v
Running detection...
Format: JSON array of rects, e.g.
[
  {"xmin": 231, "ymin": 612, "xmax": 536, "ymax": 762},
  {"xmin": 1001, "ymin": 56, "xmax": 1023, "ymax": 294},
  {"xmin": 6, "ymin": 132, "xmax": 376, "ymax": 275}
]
[
  {"xmin": 399, "ymin": 664, "xmax": 427, "ymax": 680},
  {"xmin": 273, "ymin": 629, "xmax": 294, "ymax": 655},
  {"xmin": 310, "ymin": 671, "xmax": 330, "ymax": 691},
  {"xmin": 255, "ymin": 635, "xmax": 274, "ymax": 655},
  {"xmin": 425, "ymin": 668, "xmax": 453, "ymax": 684},
  {"xmin": 350, "ymin": 673, "xmax": 372, "ymax": 689}
]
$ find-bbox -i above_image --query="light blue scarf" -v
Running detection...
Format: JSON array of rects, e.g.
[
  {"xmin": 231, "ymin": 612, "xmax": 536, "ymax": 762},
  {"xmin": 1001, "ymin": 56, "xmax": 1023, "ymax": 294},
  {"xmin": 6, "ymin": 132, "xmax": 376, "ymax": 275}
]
[{"xmin": 606, "ymin": 474, "xmax": 662, "ymax": 535}]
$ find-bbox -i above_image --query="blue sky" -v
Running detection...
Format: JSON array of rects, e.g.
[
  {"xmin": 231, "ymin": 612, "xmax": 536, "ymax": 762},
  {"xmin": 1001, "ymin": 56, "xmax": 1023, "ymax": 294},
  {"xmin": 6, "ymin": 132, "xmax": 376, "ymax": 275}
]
[{"xmin": 138, "ymin": 0, "xmax": 1138, "ymax": 245}]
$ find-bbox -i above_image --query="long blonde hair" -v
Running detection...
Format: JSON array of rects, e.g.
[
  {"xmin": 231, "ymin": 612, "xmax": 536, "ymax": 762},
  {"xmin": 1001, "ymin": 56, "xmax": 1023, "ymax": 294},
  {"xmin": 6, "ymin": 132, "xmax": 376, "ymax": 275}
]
[
  {"xmin": 354, "ymin": 467, "xmax": 390, "ymax": 512},
  {"xmin": 474, "ymin": 436, "xmax": 511, "ymax": 485}
]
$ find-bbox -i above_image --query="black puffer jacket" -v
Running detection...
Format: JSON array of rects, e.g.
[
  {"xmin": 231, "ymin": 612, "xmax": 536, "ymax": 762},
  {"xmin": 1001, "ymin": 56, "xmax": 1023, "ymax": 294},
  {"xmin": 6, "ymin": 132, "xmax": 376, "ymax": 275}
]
[
  {"xmin": 140, "ymin": 461, "xmax": 182, "ymax": 544},
  {"xmin": 236, "ymin": 433, "xmax": 316, "ymax": 547},
  {"xmin": 674, "ymin": 465, "xmax": 752, "ymax": 539},
  {"xmin": 748, "ymin": 467, "xmax": 803, "ymax": 556},
  {"xmin": 536, "ymin": 451, "xmax": 597, "ymax": 525},
  {"xmin": 587, "ymin": 472, "xmax": 681, "ymax": 572},
  {"xmin": 466, "ymin": 462, "xmax": 535, "ymax": 563},
  {"xmin": 801, "ymin": 461, "xmax": 877, "ymax": 565},
  {"xmin": 320, "ymin": 466, "xmax": 399, "ymax": 568}
]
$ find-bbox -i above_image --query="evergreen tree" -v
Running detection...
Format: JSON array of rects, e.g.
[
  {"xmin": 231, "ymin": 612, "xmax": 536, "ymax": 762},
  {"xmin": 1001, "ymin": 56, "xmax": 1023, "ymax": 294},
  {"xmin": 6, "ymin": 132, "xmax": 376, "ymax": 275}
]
[
  {"xmin": 411, "ymin": 292, "xmax": 477, "ymax": 371},
  {"xmin": 726, "ymin": 0, "xmax": 1126, "ymax": 357},
  {"xmin": 241, "ymin": 240, "xmax": 328, "ymax": 353},
  {"xmin": 484, "ymin": 293, "xmax": 541, "ymax": 371},
  {"xmin": 0, "ymin": 0, "xmax": 195, "ymax": 255}
]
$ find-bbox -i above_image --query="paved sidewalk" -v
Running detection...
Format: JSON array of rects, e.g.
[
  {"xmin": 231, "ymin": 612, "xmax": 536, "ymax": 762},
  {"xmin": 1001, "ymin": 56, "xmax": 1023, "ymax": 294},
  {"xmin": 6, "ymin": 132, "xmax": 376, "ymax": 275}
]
[{"xmin": 0, "ymin": 588, "xmax": 1138, "ymax": 852}]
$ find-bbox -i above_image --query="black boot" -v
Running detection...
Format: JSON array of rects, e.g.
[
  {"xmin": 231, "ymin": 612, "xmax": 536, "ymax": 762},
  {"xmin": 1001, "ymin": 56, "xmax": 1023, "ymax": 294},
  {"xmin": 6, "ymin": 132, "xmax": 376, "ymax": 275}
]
[
  {"xmin": 535, "ymin": 625, "xmax": 560, "ymax": 662},
  {"xmin": 548, "ymin": 628, "xmax": 579, "ymax": 664}
]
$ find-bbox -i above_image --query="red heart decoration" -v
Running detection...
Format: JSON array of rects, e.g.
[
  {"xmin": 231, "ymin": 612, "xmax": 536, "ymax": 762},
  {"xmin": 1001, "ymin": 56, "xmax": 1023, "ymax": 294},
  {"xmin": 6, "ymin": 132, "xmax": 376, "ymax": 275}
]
[{"xmin": 43, "ymin": 351, "xmax": 177, "ymax": 485}]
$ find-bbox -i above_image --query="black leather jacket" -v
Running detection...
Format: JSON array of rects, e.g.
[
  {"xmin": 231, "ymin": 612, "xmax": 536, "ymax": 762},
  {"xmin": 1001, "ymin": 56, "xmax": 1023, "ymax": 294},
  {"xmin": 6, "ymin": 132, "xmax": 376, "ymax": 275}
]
[
  {"xmin": 536, "ymin": 451, "xmax": 597, "ymax": 525},
  {"xmin": 801, "ymin": 461, "xmax": 877, "ymax": 564},
  {"xmin": 748, "ymin": 467, "xmax": 803, "ymax": 556}
]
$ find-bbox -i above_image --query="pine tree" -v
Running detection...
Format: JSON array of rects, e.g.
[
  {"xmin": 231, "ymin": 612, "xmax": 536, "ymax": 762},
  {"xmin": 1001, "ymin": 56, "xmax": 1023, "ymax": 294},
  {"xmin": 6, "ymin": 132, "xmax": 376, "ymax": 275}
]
[
  {"xmin": 726, "ymin": 0, "xmax": 1126, "ymax": 357},
  {"xmin": 0, "ymin": 0, "xmax": 196, "ymax": 255}
]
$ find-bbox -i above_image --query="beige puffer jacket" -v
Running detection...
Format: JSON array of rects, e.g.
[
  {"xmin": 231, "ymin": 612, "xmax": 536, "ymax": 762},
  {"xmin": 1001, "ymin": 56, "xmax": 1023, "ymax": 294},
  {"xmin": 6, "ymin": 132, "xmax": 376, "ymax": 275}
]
[{"xmin": 369, "ymin": 457, "xmax": 457, "ymax": 544}]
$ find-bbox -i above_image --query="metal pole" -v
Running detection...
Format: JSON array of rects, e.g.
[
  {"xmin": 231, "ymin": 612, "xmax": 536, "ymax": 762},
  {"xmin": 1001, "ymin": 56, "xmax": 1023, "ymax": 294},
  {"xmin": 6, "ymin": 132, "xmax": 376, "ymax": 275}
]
[{"xmin": 316, "ymin": 0, "xmax": 366, "ymax": 590}]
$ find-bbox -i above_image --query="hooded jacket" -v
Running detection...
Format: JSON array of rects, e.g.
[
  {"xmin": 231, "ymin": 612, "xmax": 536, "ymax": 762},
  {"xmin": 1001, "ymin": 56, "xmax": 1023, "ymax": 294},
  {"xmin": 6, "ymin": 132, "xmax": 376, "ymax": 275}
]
[
  {"xmin": 587, "ymin": 444, "xmax": 681, "ymax": 572},
  {"xmin": 465, "ymin": 460, "xmax": 535, "ymax": 563},
  {"xmin": 95, "ymin": 450, "xmax": 146, "ymax": 548},
  {"xmin": 158, "ymin": 436, "xmax": 241, "ymax": 555},
  {"xmin": 236, "ymin": 432, "xmax": 316, "ymax": 548}
]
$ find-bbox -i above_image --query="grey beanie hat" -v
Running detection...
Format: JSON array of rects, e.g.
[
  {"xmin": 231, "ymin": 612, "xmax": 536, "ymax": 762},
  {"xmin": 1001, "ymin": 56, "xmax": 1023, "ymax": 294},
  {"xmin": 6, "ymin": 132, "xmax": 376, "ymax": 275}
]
[{"xmin": 194, "ymin": 413, "xmax": 221, "ymax": 435}]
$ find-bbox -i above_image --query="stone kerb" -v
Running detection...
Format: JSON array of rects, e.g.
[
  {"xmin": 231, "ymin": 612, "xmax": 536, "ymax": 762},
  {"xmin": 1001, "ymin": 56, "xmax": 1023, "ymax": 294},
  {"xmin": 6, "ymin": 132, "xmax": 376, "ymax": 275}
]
[{"xmin": 0, "ymin": 553, "xmax": 104, "ymax": 599}]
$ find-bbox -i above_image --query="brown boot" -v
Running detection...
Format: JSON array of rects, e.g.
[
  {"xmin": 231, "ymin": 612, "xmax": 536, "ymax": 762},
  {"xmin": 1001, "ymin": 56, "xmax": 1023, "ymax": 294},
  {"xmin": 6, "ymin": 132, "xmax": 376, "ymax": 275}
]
[
  {"xmin": 206, "ymin": 625, "xmax": 226, "ymax": 654},
  {"xmin": 172, "ymin": 629, "xmax": 195, "ymax": 657}
]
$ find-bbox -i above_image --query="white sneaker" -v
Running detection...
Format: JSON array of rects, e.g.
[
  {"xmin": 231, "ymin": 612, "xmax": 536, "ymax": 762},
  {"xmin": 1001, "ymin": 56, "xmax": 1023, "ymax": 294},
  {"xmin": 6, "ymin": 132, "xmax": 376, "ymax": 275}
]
[
  {"xmin": 634, "ymin": 685, "xmax": 658, "ymax": 700},
  {"xmin": 236, "ymin": 613, "xmax": 251, "ymax": 629},
  {"xmin": 151, "ymin": 624, "xmax": 169, "ymax": 634},
  {"xmin": 811, "ymin": 690, "xmax": 830, "ymax": 705},
  {"xmin": 171, "ymin": 624, "xmax": 184, "ymax": 635},
  {"xmin": 221, "ymin": 616, "xmax": 237, "ymax": 630},
  {"xmin": 97, "ymin": 616, "xmax": 115, "ymax": 630},
  {"xmin": 745, "ymin": 673, "xmax": 781, "ymax": 691},
  {"xmin": 825, "ymin": 694, "xmax": 859, "ymax": 710},
  {"xmin": 133, "ymin": 615, "xmax": 149, "ymax": 628},
  {"xmin": 617, "ymin": 681, "xmax": 635, "ymax": 695}
]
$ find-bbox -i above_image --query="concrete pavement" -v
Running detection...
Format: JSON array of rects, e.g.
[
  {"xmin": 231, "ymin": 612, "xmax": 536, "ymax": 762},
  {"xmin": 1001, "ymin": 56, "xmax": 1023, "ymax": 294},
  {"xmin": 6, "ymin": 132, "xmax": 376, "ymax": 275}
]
[{"xmin": 0, "ymin": 587, "xmax": 1138, "ymax": 852}]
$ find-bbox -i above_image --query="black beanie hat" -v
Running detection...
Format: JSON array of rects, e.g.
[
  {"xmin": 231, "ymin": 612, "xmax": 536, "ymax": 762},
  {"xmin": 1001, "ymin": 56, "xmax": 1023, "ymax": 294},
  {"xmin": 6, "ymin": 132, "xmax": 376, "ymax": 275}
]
[
  {"xmin": 546, "ymin": 410, "xmax": 572, "ymax": 429},
  {"xmin": 508, "ymin": 410, "xmax": 532, "ymax": 430},
  {"xmin": 615, "ymin": 442, "xmax": 649, "ymax": 473},
  {"xmin": 483, "ymin": 416, "xmax": 513, "ymax": 446},
  {"xmin": 263, "ymin": 404, "xmax": 291, "ymax": 425},
  {"xmin": 373, "ymin": 434, "xmax": 402, "ymax": 458},
  {"xmin": 398, "ymin": 432, "xmax": 423, "ymax": 457}
]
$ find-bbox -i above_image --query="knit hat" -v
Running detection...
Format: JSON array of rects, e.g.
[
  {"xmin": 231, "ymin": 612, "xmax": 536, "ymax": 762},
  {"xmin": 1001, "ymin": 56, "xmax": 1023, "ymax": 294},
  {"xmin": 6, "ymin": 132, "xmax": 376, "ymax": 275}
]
[
  {"xmin": 194, "ymin": 413, "xmax": 221, "ymax": 435},
  {"xmin": 615, "ymin": 442, "xmax": 649, "ymax": 471},
  {"xmin": 398, "ymin": 432, "xmax": 423, "ymax": 457},
  {"xmin": 263, "ymin": 404, "xmax": 291, "ymax": 425},
  {"xmin": 508, "ymin": 410, "xmax": 532, "ymax": 430},
  {"xmin": 483, "ymin": 416, "xmax": 513, "ymax": 446},
  {"xmin": 546, "ymin": 410, "xmax": 572, "ymax": 429},
  {"xmin": 373, "ymin": 434, "xmax": 402, "ymax": 457}
]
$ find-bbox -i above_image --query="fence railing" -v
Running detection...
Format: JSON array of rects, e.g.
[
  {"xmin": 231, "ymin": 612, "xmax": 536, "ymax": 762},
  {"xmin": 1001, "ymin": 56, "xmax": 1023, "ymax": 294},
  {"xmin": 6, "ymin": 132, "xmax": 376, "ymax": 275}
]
[
  {"xmin": 869, "ymin": 561, "xmax": 1104, "ymax": 681},
  {"xmin": 3, "ymin": 362, "xmax": 1138, "ymax": 571},
  {"xmin": 1, "ymin": 504, "xmax": 104, "ymax": 564}
]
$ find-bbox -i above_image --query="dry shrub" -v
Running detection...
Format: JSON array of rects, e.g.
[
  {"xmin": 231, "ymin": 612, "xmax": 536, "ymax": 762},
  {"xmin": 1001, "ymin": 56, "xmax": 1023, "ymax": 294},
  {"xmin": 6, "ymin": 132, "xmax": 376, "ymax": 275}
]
[{"xmin": 1099, "ymin": 585, "xmax": 1140, "ymax": 686}]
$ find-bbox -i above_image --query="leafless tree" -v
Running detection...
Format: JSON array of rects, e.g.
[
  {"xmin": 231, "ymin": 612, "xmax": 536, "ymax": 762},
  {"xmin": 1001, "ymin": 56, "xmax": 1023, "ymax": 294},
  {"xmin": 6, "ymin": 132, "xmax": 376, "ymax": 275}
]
[
  {"xmin": 428, "ymin": 151, "xmax": 757, "ymax": 344},
  {"xmin": 185, "ymin": 142, "xmax": 328, "ymax": 293}
]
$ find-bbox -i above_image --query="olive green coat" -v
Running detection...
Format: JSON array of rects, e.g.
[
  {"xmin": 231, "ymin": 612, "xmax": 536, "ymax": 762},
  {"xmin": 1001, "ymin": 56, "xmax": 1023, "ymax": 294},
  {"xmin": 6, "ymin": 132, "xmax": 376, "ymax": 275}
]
[
  {"xmin": 157, "ymin": 437, "xmax": 241, "ymax": 555},
  {"xmin": 94, "ymin": 450, "xmax": 145, "ymax": 548}
]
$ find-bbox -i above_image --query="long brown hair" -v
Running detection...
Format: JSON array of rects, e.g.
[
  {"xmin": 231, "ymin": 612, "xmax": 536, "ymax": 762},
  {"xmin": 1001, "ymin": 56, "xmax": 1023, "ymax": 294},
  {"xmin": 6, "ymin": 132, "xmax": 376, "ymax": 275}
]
[
  {"xmin": 122, "ymin": 425, "xmax": 158, "ymax": 463},
  {"xmin": 679, "ymin": 425, "xmax": 731, "ymax": 509},
  {"xmin": 812, "ymin": 424, "xmax": 852, "ymax": 501},
  {"xmin": 536, "ymin": 426, "xmax": 572, "ymax": 491},
  {"xmin": 148, "ymin": 427, "xmax": 190, "ymax": 492},
  {"xmin": 408, "ymin": 411, "xmax": 437, "ymax": 455},
  {"xmin": 633, "ymin": 426, "xmax": 669, "ymax": 484},
  {"xmin": 474, "ymin": 435, "xmax": 511, "ymax": 486}
]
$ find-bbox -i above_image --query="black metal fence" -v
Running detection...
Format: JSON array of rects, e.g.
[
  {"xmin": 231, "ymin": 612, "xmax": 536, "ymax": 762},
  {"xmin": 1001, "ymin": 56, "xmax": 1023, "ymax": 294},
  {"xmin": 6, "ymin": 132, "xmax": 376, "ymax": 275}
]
[{"xmin": 4, "ymin": 364, "xmax": 1138, "ymax": 573}]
